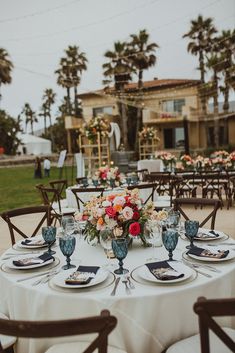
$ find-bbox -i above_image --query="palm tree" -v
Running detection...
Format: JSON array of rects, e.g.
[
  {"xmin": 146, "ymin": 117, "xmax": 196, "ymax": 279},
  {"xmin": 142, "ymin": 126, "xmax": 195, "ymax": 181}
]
[
  {"xmin": 183, "ymin": 15, "xmax": 217, "ymax": 115},
  {"xmin": 103, "ymin": 41, "xmax": 133, "ymax": 149},
  {"xmin": 21, "ymin": 103, "xmax": 37, "ymax": 135},
  {"xmin": 65, "ymin": 46, "xmax": 87, "ymax": 116},
  {"xmin": 217, "ymin": 29, "xmax": 235, "ymax": 113},
  {"xmin": 55, "ymin": 57, "xmax": 73, "ymax": 115},
  {"xmin": 43, "ymin": 88, "xmax": 56, "ymax": 127},
  {"xmin": 128, "ymin": 29, "xmax": 159, "ymax": 149},
  {"xmin": 38, "ymin": 102, "xmax": 48, "ymax": 134},
  {"xmin": 0, "ymin": 48, "xmax": 13, "ymax": 105}
]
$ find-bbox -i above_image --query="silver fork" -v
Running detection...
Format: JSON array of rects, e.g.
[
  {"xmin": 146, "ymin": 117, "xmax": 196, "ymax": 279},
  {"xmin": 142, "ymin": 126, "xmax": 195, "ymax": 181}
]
[
  {"xmin": 126, "ymin": 276, "xmax": 135, "ymax": 289},
  {"xmin": 122, "ymin": 278, "xmax": 131, "ymax": 295},
  {"xmin": 32, "ymin": 270, "xmax": 59, "ymax": 286}
]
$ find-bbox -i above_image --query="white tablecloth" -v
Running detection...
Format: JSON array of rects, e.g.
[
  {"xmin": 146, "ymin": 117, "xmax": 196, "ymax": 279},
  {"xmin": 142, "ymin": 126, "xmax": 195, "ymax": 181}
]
[{"xmin": 0, "ymin": 237, "xmax": 235, "ymax": 353}]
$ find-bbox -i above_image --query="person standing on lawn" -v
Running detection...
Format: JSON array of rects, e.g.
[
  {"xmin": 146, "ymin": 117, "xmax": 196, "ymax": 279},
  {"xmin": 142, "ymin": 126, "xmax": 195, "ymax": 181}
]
[
  {"xmin": 34, "ymin": 157, "xmax": 42, "ymax": 179},
  {"xmin": 43, "ymin": 157, "xmax": 51, "ymax": 177}
]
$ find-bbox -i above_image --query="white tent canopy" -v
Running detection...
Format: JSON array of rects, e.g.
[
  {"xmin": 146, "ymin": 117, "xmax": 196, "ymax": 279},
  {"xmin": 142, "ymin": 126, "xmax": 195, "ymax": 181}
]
[{"xmin": 17, "ymin": 133, "xmax": 52, "ymax": 155}]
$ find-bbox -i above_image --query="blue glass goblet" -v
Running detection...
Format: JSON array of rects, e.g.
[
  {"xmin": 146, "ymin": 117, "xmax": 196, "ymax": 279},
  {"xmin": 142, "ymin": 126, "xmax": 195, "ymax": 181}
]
[
  {"xmin": 82, "ymin": 178, "xmax": 88, "ymax": 188},
  {"xmin": 92, "ymin": 179, "xmax": 99, "ymax": 187},
  {"xmin": 185, "ymin": 220, "xmax": 199, "ymax": 249},
  {"xmin": 59, "ymin": 236, "xmax": 76, "ymax": 270},
  {"xmin": 110, "ymin": 178, "xmax": 116, "ymax": 189},
  {"xmin": 162, "ymin": 229, "xmax": 179, "ymax": 261},
  {"xmin": 126, "ymin": 176, "xmax": 132, "ymax": 186},
  {"xmin": 111, "ymin": 238, "xmax": 129, "ymax": 274},
  {"xmin": 42, "ymin": 226, "xmax": 56, "ymax": 255}
]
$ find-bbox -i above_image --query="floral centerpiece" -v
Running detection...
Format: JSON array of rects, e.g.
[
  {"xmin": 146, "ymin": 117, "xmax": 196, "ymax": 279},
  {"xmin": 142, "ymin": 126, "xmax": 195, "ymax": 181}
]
[
  {"xmin": 155, "ymin": 151, "xmax": 177, "ymax": 170},
  {"xmin": 75, "ymin": 189, "xmax": 158, "ymax": 247},
  {"xmin": 93, "ymin": 165, "xmax": 125, "ymax": 187},
  {"xmin": 226, "ymin": 151, "xmax": 235, "ymax": 169},
  {"xmin": 180, "ymin": 154, "xmax": 194, "ymax": 170},
  {"xmin": 79, "ymin": 115, "xmax": 110, "ymax": 143},
  {"xmin": 138, "ymin": 126, "xmax": 159, "ymax": 141},
  {"xmin": 195, "ymin": 155, "xmax": 212, "ymax": 170},
  {"xmin": 212, "ymin": 150, "xmax": 229, "ymax": 159}
]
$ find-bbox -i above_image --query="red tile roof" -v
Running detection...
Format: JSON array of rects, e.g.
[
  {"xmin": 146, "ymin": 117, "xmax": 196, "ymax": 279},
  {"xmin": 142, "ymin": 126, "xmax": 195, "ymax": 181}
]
[{"xmin": 78, "ymin": 78, "xmax": 200, "ymax": 98}]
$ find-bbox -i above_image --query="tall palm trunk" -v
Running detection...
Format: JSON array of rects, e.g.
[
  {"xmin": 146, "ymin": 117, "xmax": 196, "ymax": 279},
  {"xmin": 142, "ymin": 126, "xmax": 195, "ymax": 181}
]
[
  {"xmin": 135, "ymin": 70, "xmax": 144, "ymax": 151},
  {"xmin": 74, "ymin": 85, "xmax": 78, "ymax": 116},
  {"xmin": 118, "ymin": 89, "xmax": 129, "ymax": 150},
  {"xmin": 66, "ymin": 87, "xmax": 71, "ymax": 115},
  {"xmin": 213, "ymin": 75, "xmax": 219, "ymax": 148}
]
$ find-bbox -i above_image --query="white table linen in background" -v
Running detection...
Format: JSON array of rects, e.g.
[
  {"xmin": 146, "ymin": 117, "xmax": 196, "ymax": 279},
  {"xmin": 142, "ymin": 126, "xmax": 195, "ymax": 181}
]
[
  {"xmin": 0, "ymin": 237, "xmax": 235, "ymax": 353},
  {"xmin": 137, "ymin": 159, "xmax": 164, "ymax": 173}
]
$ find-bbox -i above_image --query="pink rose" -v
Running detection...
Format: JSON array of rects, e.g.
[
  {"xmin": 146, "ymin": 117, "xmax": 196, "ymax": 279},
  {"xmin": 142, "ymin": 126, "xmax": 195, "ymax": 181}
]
[
  {"xmin": 105, "ymin": 206, "xmax": 116, "ymax": 218},
  {"xmin": 129, "ymin": 222, "xmax": 141, "ymax": 236}
]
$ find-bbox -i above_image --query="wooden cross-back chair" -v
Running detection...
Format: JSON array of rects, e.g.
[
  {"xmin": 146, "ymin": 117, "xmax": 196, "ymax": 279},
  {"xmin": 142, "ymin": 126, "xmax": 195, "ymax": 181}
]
[
  {"xmin": 201, "ymin": 172, "xmax": 224, "ymax": 208},
  {"xmin": 36, "ymin": 185, "xmax": 75, "ymax": 225},
  {"xmin": 71, "ymin": 187, "xmax": 105, "ymax": 211},
  {"xmin": 194, "ymin": 296, "xmax": 235, "ymax": 353},
  {"xmin": 0, "ymin": 310, "xmax": 127, "ymax": 353},
  {"xmin": 173, "ymin": 198, "xmax": 221, "ymax": 229},
  {"xmin": 1, "ymin": 205, "xmax": 51, "ymax": 246},
  {"xmin": 165, "ymin": 296, "xmax": 235, "ymax": 353},
  {"xmin": 175, "ymin": 171, "xmax": 197, "ymax": 198},
  {"xmin": 127, "ymin": 183, "xmax": 157, "ymax": 205},
  {"xmin": 49, "ymin": 179, "xmax": 68, "ymax": 199}
]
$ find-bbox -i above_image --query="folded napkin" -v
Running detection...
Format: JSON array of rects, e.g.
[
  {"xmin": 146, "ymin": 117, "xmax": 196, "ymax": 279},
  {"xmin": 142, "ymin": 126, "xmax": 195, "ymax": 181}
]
[
  {"xmin": 21, "ymin": 238, "xmax": 47, "ymax": 246},
  {"xmin": 145, "ymin": 261, "xmax": 184, "ymax": 281},
  {"xmin": 13, "ymin": 253, "xmax": 54, "ymax": 267},
  {"xmin": 65, "ymin": 265, "xmax": 100, "ymax": 285},
  {"xmin": 187, "ymin": 247, "xmax": 229, "ymax": 259},
  {"xmin": 195, "ymin": 229, "xmax": 220, "ymax": 239}
]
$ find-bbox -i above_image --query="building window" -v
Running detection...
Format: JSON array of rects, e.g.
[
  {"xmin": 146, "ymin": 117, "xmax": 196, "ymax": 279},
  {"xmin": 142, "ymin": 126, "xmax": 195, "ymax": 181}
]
[
  {"xmin": 208, "ymin": 126, "xmax": 228, "ymax": 146},
  {"xmin": 162, "ymin": 99, "xmax": 185, "ymax": 113},
  {"xmin": 93, "ymin": 106, "xmax": 113, "ymax": 117},
  {"xmin": 164, "ymin": 127, "xmax": 185, "ymax": 149}
]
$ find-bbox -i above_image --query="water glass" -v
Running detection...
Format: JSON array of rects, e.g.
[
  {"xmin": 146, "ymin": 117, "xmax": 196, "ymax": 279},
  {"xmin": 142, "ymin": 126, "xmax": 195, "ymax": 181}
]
[
  {"xmin": 162, "ymin": 229, "xmax": 179, "ymax": 261},
  {"xmin": 112, "ymin": 238, "xmax": 129, "ymax": 274},
  {"xmin": 42, "ymin": 226, "xmax": 56, "ymax": 255},
  {"xmin": 145, "ymin": 220, "xmax": 162, "ymax": 262},
  {"xmin": 166, "ymin": 210, "xmax": 181, "ymax": 229},
  {"xmin": 99, "ymin": 229, "xmax": 115, "ymax": 268},
  {"xmin": 59, "ymin": 235, "xmax": 76, "ymax": 270},
  {"xmin": 61, "ymin": 215, "xmax": 75, "ymax": 230},
  {"xmin": 185, "ymin": 220, "xmax": 199, "ymax": 249}
]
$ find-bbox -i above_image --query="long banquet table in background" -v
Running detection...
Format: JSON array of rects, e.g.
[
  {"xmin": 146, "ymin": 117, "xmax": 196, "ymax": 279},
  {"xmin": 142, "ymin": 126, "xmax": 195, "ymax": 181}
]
[{"xmin": 0, "ymin": 236, "xmax": 235, "ymax": 353}]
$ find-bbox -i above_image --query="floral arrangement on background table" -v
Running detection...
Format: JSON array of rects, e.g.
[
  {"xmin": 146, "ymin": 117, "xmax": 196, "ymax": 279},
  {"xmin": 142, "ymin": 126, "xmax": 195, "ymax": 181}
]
[
  {"xmin": 75, "ymin": 189, "xmax": 165, "ymax": 247},
  {"xmin": 155, "ymin": 151, "xmax": 177, "ymax": 170},
  {"xmin": 180, "ymin": 154, "xmax": 194, "ymax": 170},
  {"xmin": 138, "ymin": 126, "xmax": 159, "ymax": 141},
  {"xmin": 79, "ymin": 115, "xmax": 110, "ymax": 143},
  {"xmin": 93, "ymin": 165, "xmax": 125, "ymax": 187}
]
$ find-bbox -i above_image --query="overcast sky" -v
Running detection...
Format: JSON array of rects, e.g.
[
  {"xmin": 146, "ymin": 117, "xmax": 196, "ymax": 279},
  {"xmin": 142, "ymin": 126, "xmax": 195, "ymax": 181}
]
[{"xmin": 0, "ymin": 0, "xmax": 234, "ymax": 131}]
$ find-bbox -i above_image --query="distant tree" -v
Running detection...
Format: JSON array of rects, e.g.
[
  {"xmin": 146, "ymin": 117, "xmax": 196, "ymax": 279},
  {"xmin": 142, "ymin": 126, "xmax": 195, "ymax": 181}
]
[
  {"xmin": 20, "ymin": 103, "xmax": 37, "ymax": 135},
  {"xmin": 128, "ymin": 29, "xmax": 159, "ymax": 149},
  {"xmin": 55, "ymin": 46, "xmax": 87, "ymax": 117},
  {"xmin": 0, "ymin": 48, "xmax": 13, "ymax": 105},
  {"xmin": 103, "ymin": 41, "xmax": 133, "ymax": 149},
  {"xmin": 183, "ymin": 15, "xmax": 217, "ymax": 115},
  {"xmin": 38, "ymin": 102, "xmax": 48, "ymax": 135},
  {"xmin": 0, "ymin": 110, "xmax": 21, "ymax": 154}
]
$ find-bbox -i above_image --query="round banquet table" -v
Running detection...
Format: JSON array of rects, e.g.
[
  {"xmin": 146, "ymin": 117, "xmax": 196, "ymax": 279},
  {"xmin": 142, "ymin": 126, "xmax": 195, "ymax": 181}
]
[{"xmin": 0, "ymin": 236, "xmax": 235, "ymax": 353}]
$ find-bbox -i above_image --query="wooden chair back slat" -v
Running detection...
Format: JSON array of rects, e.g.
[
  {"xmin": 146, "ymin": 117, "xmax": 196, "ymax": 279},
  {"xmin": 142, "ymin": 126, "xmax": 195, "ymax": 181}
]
[
  {"xmin": 194, "ymin": 297, "xmax": 235, "ymax": 353},
  {"xmin": 0, "ymin": 310, "xmax": 116, "ymax": 353},
  {"xmin": 71, "ymin": 187, "xmax": 105, "ymax": 211},
  {"xmin": 1, "ymin": 205, "xmax": 51, "ymax": 245}
]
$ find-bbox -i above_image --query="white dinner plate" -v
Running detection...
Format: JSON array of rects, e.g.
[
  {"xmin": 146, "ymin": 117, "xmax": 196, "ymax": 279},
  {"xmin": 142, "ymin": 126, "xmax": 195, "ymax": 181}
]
[
  {"xmin": 5, "ymin": 254, "xmax": 54, "ymax": 270},
  {"xmin": 138, "ymin": 262, "xmax": 194, "ymax": 284},
  {"xmin": 51, "ymin": 268, "xmax": 108, "ymax": 289},
  {"xmin": 194, "ymin": 228, "xmax": 226, "ymax": 241},
  {"xmin": 187, "ymin": 248, "xmax": 235, "ymax": 262},
  {"xmin": 17, "ymin": 236, "xmax": 48, "ymax": 249}
]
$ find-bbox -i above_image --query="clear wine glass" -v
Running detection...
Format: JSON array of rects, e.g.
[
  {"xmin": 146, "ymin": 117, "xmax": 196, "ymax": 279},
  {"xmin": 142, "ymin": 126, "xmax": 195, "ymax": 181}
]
[
  {"xmin": 59, "ymin": 235, "xmax": 76, "ymax": 270},
  {"xmin": 61, "ymin": 215, "xmax": 75, "ymax": 230},
  {"xmin": 162, "ymin": 229, "xmax": 179, "ymax": 261},
  {"xmin": 99, "ymin": 229, "xmax": 115, "ymax": 269},
  {"xmin": 42, "ymin": 226, "xmax": 56, "ymax": 255},
  {"xmin": 145, "ymin": 220, "xmax": 162, "ymax": 262},
  {"xmin": 111, "ymin": 238, "xmax": 129, "ymax": 274},
  {"xmin": 185, "ymin": 220, "xmax": 199, "ymax": 249}
]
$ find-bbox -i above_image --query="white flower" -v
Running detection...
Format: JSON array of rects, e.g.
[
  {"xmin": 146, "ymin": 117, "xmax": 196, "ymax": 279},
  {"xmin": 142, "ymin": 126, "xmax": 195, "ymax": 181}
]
[
  {"xmin": 113, "ymin": 196, "xmax": 126, "ymax": 206},
  {"xmin": 122, "ymin": 206, "xmax": 134, "ymax": 220},
  {"xmin": 102, "ymin": 200, "xmax": 111, "ymax": 207},
  {"xmin": 104, "ymin": 215, "xmax": 117, "ymax": 229}
]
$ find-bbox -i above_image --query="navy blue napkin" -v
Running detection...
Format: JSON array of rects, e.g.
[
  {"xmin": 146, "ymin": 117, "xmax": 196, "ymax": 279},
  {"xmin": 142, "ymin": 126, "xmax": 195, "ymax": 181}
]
[
  {"xmin": 187, "ymin": 247, "xmax": 229, "ymax": 259},
  {"xmin": 145, "ymin": 261, "xmax": 184, "ymax": 281},
  {"xmin": 65, "ymin": 265, "xmax": 100, "ymax": 285},
  {"xmin": 13, "ymin": 253, "xmax": 54, "ymax": 267},
  {"xmin": 21, "ymin": 238, "xmax": 47, "ymax": 246}
]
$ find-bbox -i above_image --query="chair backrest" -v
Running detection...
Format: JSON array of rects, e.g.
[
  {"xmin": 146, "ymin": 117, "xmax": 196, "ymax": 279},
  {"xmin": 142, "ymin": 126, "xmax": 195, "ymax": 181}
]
[
  {"xmin": 173, "ymin": 197, "xmax": 221, "ymax": 229},
  {"xmin": 71, "ymin": 187, "xmax": 105, "ymax": 211},
  {"xmin": 127, "ymin": 183, "xmax": 157, "ymax": 204},
  {"xmin": 49, "ymin": 179, "xmax": 68, "ymax": 199},
  {"xmin": 1, "ymin": 205, "xmax": 51, "ymax": 245},
  {"xmin": 0, "ymin": 310, "xmax": 117, "ymax": 353},
  {"xmin": 194, "ymin": 296, "xmax": 235, "ymax": 353},
  {"xmin": 36, "ymin": 185, "xmax": 62, "ymax": 211}
]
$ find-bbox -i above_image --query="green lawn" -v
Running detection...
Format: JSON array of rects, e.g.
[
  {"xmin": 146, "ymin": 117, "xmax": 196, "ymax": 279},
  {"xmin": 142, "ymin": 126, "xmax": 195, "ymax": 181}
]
[{"xmin": 0, "ymin": 165, "xmax": 76, "ymax": 212}]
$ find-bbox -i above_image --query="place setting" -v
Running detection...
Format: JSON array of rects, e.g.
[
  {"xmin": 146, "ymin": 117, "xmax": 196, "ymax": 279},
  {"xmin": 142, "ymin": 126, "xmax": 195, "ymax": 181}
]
[
  {"xmin": 1, "ymin": 226, "xmax": 60, "ymax": 275},
  {"xmin": 131, "ymin": 228, "xmax": 198, "ymax": 286}
]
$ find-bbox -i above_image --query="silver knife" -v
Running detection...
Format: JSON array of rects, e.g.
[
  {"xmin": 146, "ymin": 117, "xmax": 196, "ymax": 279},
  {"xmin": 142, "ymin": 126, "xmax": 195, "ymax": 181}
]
[
  {"xmin": 17, "ymin": 270, "xmax": 53, "ymax": 283},
  {"xmin": 110, "ymin": 277, "xmax": 120, "ymax": 296}
]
